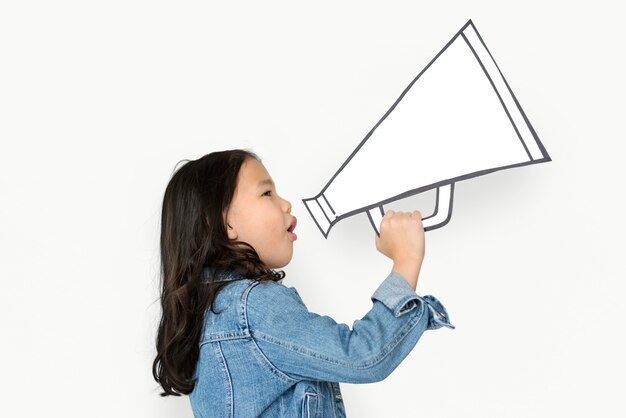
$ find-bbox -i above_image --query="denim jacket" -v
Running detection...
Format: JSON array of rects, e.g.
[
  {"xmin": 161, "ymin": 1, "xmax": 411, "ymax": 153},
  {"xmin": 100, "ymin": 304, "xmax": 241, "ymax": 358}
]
[{"xmin": 190, "ymin": 271, "xmax": 453, "ymax": 417}]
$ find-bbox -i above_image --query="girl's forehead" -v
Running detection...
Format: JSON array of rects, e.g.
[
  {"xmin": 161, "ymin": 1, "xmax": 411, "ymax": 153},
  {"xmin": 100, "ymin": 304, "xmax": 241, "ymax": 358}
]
[{"xmin": 238, "ymin": 159, "xmax": 272, "ymax": 187}]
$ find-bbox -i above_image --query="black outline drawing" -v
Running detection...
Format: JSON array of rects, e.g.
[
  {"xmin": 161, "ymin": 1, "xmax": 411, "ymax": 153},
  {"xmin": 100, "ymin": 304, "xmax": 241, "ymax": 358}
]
[{"xmin": 303, "ymin": 20, "xmax": 551, "ymax": 238}]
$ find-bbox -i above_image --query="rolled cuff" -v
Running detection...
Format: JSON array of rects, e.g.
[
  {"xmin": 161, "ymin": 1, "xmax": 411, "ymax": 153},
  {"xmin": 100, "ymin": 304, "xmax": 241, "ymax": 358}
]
[{"xmin": 371, "ymin": 272, "xmax": 454, "ymax": 329}]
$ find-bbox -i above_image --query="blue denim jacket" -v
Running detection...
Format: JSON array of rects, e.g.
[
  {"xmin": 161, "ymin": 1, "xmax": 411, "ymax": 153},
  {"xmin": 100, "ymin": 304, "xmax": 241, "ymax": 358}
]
[{"xmin": 190, "ymin": 271, "xmax": 453, "ymax": 417}]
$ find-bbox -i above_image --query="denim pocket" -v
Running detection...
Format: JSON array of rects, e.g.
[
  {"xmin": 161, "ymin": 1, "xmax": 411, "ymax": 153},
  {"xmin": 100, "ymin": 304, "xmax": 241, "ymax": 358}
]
[{"xmin": 301, "ymin": 391, "xmax": 318, "ymax": 418}]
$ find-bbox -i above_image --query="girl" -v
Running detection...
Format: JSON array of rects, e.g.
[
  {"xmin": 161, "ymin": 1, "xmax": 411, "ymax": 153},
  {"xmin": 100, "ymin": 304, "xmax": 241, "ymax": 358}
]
[{"xmin": 153, "ymin": 149, "xmax": 453, "ymax": 417}]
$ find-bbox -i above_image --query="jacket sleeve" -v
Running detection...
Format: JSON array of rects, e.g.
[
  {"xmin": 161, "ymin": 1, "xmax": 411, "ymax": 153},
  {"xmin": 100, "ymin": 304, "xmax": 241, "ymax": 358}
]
[{"xmin": 244, "ymin": 272, "xmax": 453, "ymax": 384}]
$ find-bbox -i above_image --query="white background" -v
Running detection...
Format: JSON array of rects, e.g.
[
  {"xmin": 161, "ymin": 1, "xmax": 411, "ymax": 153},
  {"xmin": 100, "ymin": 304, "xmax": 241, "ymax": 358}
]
[{"xmin": 1, "ymin": 1, "xmax": 625, "ymax": 417}]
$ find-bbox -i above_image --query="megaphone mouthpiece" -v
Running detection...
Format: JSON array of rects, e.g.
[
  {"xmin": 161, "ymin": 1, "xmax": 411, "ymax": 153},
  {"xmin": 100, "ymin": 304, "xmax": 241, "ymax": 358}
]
[{"xmin": 303, "ymin": 194, "xmax": 335, "ymax": 238}]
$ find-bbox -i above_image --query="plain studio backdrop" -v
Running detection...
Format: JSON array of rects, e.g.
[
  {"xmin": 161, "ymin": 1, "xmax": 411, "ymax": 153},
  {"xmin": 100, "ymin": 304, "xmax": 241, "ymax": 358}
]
[{"xmin": 1, "ymin": 1, "xmax": 624, "ymax": 417}]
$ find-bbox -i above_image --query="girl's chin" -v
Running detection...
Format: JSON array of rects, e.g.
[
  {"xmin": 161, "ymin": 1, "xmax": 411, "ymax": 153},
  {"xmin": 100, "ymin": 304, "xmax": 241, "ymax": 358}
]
[{"xmin": 264, "ymin": 253, "xmax": 293, "ymax": 270}]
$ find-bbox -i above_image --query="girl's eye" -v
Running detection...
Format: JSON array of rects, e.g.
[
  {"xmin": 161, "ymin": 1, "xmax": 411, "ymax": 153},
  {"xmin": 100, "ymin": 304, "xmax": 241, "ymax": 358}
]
[{"xmin": 263, "ymin": 190, "xmax": 272, "ymax": 197}]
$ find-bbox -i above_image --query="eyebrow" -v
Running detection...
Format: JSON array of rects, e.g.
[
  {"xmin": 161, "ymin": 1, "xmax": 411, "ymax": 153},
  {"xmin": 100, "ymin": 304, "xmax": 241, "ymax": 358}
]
[{"xmin": 258, "ymin": 179, "xmax": 274, "ymax": 188}]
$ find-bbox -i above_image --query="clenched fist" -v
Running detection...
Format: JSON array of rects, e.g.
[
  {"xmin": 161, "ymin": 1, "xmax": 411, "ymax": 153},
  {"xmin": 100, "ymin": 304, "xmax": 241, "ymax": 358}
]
[{"xmin": 375, "ymin": 210, "xmax": 425, "ymax": 290}]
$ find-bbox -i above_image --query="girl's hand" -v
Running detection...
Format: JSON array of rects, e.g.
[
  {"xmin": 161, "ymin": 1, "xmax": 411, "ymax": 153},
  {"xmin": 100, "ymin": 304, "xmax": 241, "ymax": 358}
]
[{"xmin": 375, "ymin": 210, "xmax": 425, "ymax": 290}]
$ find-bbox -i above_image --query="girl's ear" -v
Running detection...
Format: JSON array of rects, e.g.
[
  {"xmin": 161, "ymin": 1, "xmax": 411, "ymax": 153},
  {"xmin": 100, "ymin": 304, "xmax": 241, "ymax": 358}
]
[
  {"xmin": 225, "ymin": 212, "xmax": 238, "ymax": 240},
  {"xmin": 222, "ymin": 209, "xmax": 237, "ymax": 240},
  {"xmin": 226, "ymin": 222, "xmax": 238, "ymax": 240}
]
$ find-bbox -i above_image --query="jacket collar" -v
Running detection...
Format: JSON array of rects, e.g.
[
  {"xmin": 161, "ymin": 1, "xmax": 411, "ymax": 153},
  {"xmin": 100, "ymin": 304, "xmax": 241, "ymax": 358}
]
[{"xmin": 201, "ymin": 267, "xmax": 243, "ymax": 283}]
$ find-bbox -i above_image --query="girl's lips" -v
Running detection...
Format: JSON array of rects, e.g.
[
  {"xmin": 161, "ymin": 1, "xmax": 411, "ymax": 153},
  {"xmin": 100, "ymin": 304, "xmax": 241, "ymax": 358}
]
[{"xmin": 287, "ymin": 216, "xmax": 298, "ymax": 241}]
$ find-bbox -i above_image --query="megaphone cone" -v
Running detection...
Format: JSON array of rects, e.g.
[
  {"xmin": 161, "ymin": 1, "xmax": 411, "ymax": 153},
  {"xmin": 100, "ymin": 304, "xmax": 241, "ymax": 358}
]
[{"xmin": 304, "ymin": 20, "xmax": 551, "ymax": 238}]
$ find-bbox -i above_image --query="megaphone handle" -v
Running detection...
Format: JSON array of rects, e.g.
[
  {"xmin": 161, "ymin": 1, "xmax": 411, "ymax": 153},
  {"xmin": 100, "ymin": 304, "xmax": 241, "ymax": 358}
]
[
  {"xmin": 366, "ymin": 183, "xmax": 455, "ymax": 236},
  {"xmin": 367, "ymin": 206, "xmax": 385, "ymax": 237},
  {"xmin": 423, "ymin": 183, "xmax": 455, "ymax": 231}
]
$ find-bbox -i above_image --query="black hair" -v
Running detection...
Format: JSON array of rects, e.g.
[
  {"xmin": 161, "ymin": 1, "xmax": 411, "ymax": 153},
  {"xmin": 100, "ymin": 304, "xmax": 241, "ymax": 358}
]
[{"xmin": 152, "ymin": 149, "xmax": 284, "ymax": 396}]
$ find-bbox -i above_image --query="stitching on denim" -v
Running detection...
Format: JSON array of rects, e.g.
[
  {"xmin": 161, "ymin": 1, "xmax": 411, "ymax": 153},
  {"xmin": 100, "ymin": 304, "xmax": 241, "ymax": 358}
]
[
  {"xmin": 328, "ymin": 382, "xmax": 338, "ymax": 418},
  {"xmin": 214, "ymin": 341, "xmax": 234, "ymax": 418},
  {"xmin": 243, "ymin": 281, "xmax": 299, "ymax": 384},
  {"xmin": 302, "ymin": 392, "xmax": 317, "ymax": 418},
  {"xmin": 200, "ymin": 330, "xmax": 250, "ymax": 345},
  {"xmin": 251, "ymin": 300, "xmax": 425, "ymax": 371},
  {"xmin": 248, "ymin": 335, "xmax": 299, "ymax": 384},
  {"xmin": 239, "ymin": 280, "xmax": 258, "ymax": 332},
  {"xmin": 200, "ymin": 279, "xmax": 254, "ymax": 344}
]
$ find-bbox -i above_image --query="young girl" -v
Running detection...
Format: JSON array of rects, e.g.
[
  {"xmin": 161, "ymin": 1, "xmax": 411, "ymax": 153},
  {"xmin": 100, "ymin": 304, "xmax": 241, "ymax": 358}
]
[{"xmin": 153, "ymin": 149, "xmax": 453, "ymax": 417}]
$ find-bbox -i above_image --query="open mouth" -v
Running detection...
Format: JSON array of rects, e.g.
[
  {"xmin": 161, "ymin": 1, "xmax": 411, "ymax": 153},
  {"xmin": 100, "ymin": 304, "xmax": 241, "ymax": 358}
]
[{"xmin": 287, "ymin": 217, "xmax": 298, "ymax": 240}]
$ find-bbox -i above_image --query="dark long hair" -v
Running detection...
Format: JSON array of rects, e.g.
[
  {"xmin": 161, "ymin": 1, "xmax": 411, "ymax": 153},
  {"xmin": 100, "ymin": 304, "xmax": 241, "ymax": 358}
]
[{"xmin": 152, "ymin": 149, "xmax": 284, "ymax": 396}]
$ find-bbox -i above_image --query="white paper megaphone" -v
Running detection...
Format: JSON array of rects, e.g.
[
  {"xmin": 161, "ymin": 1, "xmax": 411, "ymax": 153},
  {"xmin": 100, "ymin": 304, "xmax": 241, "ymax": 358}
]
[{"xmin": 303, "ymin": 20, "xmax": 551, "ymax": 238}]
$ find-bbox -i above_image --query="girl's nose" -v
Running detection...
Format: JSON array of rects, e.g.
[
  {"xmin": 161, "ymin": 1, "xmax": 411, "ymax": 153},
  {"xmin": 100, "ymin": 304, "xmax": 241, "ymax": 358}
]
[{"xmin": 283, "ymin": 198, "xmax": 292, "ymax": 213}]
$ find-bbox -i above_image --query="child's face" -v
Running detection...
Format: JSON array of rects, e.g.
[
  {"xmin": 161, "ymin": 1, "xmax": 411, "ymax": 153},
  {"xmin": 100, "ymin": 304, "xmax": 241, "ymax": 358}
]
[{"xmin": 225, "ymin": 158, "xmax": 297, "ymax": 269}]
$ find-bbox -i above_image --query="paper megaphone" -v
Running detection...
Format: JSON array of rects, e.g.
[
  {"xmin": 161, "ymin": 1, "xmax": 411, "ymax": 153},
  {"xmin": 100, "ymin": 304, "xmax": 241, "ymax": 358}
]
[{"xmin": 303, "ymin": 20, "xmax": 551, "ymax": 237}]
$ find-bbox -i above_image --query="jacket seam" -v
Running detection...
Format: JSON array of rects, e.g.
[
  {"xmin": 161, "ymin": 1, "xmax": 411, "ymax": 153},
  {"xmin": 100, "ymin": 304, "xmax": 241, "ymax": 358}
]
[
  {"xmin": 328, "ymin": 382, "xmax": 338, "ymax": 418},
  {"xmin": 249, "ymin": 334, "xmax": 299, "ymax": 384},
  {"xmin": 242, "ymin": 281, "xmax": 299, "ymax": 385},
  {"xmin": 215, "ymin": 341, "xmax": 234, "ymax": 418},
  {"xmin": 200, "ymin": 332, "xmax": 250, "ymax": 345}
]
